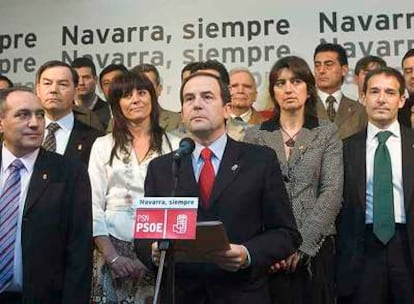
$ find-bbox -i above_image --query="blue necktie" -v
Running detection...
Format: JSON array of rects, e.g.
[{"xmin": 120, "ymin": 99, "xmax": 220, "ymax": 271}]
[{"xmin": 0, "ymin": 159, "xmax": 24, "ymax": 293}]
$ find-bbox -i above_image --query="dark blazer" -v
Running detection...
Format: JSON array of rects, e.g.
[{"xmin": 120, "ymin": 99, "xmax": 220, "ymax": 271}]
[
  {"xmin": 317, "ymin": 95, "xmax": 367, "ymax": 139},
  {"xmin": 336, "ymin": 125, "xmax": 414, "ymax": 296},
  {"xmin": 93, "ymin": 96, "xmax": 111, "ymax": 130},
  {"xmin": 398, "ymin": 94, "xmax": 414, "ymax": 128},
  {"xmin": 64, "ymin": 118, "xmax": 103, "ymax": 165},
  {"xmin": 137, "ymin": 136, "xmax": 301, "ymax": 304},
  {"xmin": 0, "ymin": 148, "xmax": 92, "ymax": 303},
  {"xmin": 73, "ymin": 105, "xmax": 104, "ymax": 132}
]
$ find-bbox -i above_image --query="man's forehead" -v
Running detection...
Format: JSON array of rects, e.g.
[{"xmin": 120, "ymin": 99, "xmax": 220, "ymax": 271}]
[
  {"xmin": 40, "ymin": 66, "xmax": 73, "ymax": 80},
  {"xmin": 315, "ymin": 51, "xmax": 339, "ymax": 62},
  {"xmin": 75, "ymin": 66, "xmax": 93, "ymax": 75},
  {"xmin": 403, "ymin": 56, "xmax": 414, "ymax": 67},
  {"xmin": 6, "ymin": 91, "xmax": 41, "ymax": 109},
  {"xmin": 231, "ymin": 71, "xmax": 255, "ymax": 83},
  {"xmin": 367, "ymin": 74, "xmax": 399, "ymax": 89},
  {"xmin": 184, "ymin": 75, "xmax": 220, "ymax": 93}
]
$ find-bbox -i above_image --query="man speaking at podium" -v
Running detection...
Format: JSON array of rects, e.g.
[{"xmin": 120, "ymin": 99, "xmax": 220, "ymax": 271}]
[{"xmin": 138, "ymin": 72, "xmax": 301, "ymax": 304}]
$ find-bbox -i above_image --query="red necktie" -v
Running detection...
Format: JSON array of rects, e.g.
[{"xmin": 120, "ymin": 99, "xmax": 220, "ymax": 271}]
[{"xmin": 199, "ymin": 148, "xmax": 215, "ymax": 209}]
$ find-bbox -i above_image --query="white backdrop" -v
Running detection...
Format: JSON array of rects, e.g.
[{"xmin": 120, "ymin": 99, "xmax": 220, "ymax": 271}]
[{"xmin": 1, "ymin": 0, "xmax": 413, "ymax": 111}]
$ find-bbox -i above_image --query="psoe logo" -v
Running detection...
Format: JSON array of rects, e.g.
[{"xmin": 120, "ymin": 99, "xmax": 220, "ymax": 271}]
[{"xmin": 172, "ymin": 214, "xmax": 188, "ymax": 234}]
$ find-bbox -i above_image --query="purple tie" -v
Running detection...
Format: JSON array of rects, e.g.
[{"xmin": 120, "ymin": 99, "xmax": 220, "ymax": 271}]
[{"xmin": 0, "ymin": 159, "xmax": 24, "ymax": 293}]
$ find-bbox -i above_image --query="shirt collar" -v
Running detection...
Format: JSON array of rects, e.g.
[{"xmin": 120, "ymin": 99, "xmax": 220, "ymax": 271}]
[
  {"xmin": 192, "ymin": 133, "xmax": 228, "ymax": 162},
  {"xmin": 367, "ymin": 120, "xmax": 401, "ymax": 142},
  {"xmin": 45, "ymin": 111, "xmax": 74, "ymax": 132},
  {"xmin": 230, "ymin": 108, "xmax": 252, "ymax": 122},
  {"xmin": 317, "ymin": 89, "xmax": 343, "ymax": 105},
  {"xmin": 1, "ymin": 144, "xmax": 39, "ymax": 174}
]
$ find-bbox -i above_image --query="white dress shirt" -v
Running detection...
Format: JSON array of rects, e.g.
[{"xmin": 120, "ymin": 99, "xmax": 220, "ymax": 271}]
[
  {"xmin": 1, "ymin": 145, "xmax": 39, "ymax": 291},
  {"xmin": 365, "ymin": 121, "xmax": 406, "ymax": 224},
  {"xmin": 317, "ymin": 89, "xmax": 343, "ymax": 112},
  {"xmin": 44, "ymin": 112, "xmax": 74, "ymax": 155},
  {"xmin": 89, "ymin": 133, "xmax": 180, "ymax": 242}
]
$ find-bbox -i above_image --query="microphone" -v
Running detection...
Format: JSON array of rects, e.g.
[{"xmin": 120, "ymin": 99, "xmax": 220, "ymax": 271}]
[{"xmin": 173, "ymin": 137, "xmax": 195, "ymax": 160}]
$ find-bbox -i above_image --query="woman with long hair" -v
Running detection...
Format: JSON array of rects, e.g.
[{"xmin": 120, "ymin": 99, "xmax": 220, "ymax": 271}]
[
  {"xmin": 244, "ymin": 56, "xmax": 343, "ymax": 304},
  {"xmin": 89, "ymin": 71, "xmax": 180, "ymax": 303}
]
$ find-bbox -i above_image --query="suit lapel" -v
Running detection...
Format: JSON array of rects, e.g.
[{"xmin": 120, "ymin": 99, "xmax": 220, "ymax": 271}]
[
  {"xmin": 353, "ymin": 131, "xmax": 367, "ymax": 208},
  {"xmin": 177, "ymin": 155, "xmax": 198, "ymax": 197},
  {"xmin": 210, "ymin": 138, "xmax": 241, "ymax": 204},
  {"xmin": 335, "ymin": 97, "xmax": 356, "ymax": 127},
  {"xmin": 316, "ymin": 98, "xmax": 329, "ymax": 120},
  {"xmin": 401, "ymin": 126, "xmax": 414, "ymax": 214},
  {"xmin": 65, "ymin": 119, "xmax": 87, "ymax": 156},
  {"xmin": 23, "ymin": 150, "xmax": 51, "ymax": 216}
]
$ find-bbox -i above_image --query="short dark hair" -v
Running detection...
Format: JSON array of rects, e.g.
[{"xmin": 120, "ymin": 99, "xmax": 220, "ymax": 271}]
[
  {"xmin": 314, "ymin": 43, "xmax": 348, "ymax": 66},
  {"xmin": 36, "ymin": 60, "xmax": 79, "ymax": 87},
  {"xmin": 269, "ymin": 56, "xmax": 318, "ymax": 118},
  {"xmin": 363, "ymin": 67, "xmax": 406, "ymax": 96},
  {"xmin": 180, "ymin": 71, "xmax": 231, "ymax": 106},
  {"xmin": 71, "ymin": 57, "xmax": 97, "ymax": 77},
  {"xmin": 0, "ymin": 75, "xmax": 14, "ymax": 88},
  {"xmin": 189, "ymin": 60, "xmax": 230, "ymax": 85},
  {"xmin": 99, "ymin": 64, "xmax": 128, "ymax": 87},
  {"xmin": 402, "ymin": 49, "xmax": 414, "ymax": 67},
  {"xmin": 354, "ymin": 56, "xmax": 387, "ymax": 75},
  {"xmin": 130, "ymin": 63, "xmax": 161, "ymax": 86},
  {"xmin": 181, "ymin": 62, "xmax": 199, "ymax": 80},
  {"xmin": 0, "ymin": 86, "xmax": 34, "ymax": 113}
]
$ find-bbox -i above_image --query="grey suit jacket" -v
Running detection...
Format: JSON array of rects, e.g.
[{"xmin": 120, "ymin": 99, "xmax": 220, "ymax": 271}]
[
  {"xmin": 317, "ymin": 95, "xmax": 367, "ymax": 140},
  {"xmin": 244, "ymin": 116, "xmax": 343, "ymax": 256},
  {"xmin": 159, "ymin": 107, "xmax": 182, "ymax": 132}
]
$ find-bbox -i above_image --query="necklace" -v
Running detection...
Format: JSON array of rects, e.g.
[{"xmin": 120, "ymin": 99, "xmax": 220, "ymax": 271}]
[{"xmin": 280, "ymin": 126, "xmax": 302, "ymax": 147}]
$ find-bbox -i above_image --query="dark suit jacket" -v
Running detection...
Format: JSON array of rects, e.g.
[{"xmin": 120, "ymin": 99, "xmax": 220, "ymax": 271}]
[
  {"xmin": 73, "ymin": 105, "xmax": 104, "ymax": 132},
  {"xmin": 137, "ymin": 137, "xmax": 301, "ymax": 304},
  {"xmin": 336, "ymin": 125, "xmax": 414, "ymax": 296},
  {"xmin": 92, "ymin": 96, "xmax": 111, "ymax": 130},
  {"xmin": 64, "ymin": 118, "xmax": 103, "ymax": 165},
  {"xmin": 317, "ymin": 95, "xmax": 367, "ymax": 139},
  {"xmin": 0, "ymin": 148, "xmax": 92, "ymax": 303},
  {"xmin": 398, "ymin": 94, "xmax": 414, "ymax": 128}
]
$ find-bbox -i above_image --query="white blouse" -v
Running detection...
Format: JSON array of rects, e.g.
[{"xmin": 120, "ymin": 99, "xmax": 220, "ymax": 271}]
[{"xmin": 89, "ymin": 133, "xmax": 180, "ymax": 241}]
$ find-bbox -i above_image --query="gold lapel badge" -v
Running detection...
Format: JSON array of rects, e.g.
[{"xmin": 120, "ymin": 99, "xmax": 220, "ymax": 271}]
[{"xmin": 77, "ymin": 144, "xmax": 83, "ymax": 151}]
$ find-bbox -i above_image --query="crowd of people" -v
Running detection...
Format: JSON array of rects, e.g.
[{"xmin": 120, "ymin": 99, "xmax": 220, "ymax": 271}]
[{"xmin": 0, "ymin": 43, "xmax": 413, "ymax": 304}]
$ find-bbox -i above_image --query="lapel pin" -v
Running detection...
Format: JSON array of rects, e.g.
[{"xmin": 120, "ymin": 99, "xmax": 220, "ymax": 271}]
[
  {"xmin": 77, "ymin": 144, "xmax": 83, "ymax": 151},
  {"xmin": 42, "ymin": 173, "xmax": 48, "ymax": 180},
  {"xmin": 231, "ymin": 164, "xmax": 239, "ymax": 171}
]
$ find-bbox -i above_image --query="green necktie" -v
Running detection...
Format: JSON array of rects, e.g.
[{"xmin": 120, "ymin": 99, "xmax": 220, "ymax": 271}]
[{"xmin": 373, "ymin": 131, "xmax": 394, "ymax": 245}]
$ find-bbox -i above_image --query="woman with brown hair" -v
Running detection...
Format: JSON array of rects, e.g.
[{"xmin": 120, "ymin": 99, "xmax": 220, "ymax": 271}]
[
  {"xmin": 244, "ymin": 56, "xmax": 343, "ymax": 304},
  {"xmin": 89, "ymin": 71, "xmax": 180, "ymax": 303}
]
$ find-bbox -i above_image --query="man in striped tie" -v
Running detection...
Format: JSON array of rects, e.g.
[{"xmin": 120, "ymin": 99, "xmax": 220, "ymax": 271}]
[{"xmin": 0, "ymin": 87, "xmax": 92, "ymax": 303}]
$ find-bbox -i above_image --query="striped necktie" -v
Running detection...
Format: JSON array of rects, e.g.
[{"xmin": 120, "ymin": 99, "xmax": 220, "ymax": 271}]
[
  {"xmin": 43, "ymin": 122, "xmax": 60, "ymax": 152},
  {"xmin": 0, "ymin": 159, "xmax": 24, "ymax": 293},
  {"xmin": 326, "ymin": 95, "xmax": 336, "ymax": 122}
]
